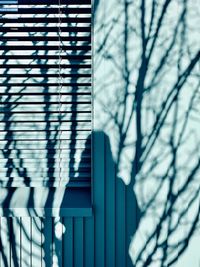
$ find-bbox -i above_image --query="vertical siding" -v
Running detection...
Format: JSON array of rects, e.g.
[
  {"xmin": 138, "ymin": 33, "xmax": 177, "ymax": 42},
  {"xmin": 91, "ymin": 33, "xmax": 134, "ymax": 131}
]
[
  {"xmin": 53, "ymin": 218, "xmax": 63, "ymax": 267},
  {"xmin": 93, "ymin": 132, "xmax": 105, "ymax": 267},
  {"xmin": 0, "ymin": 132, "xmax": 140, "ymax": 267},
  {"xmin": 31, "ymin": 217, "xmax": 43, "ymax": 267},
  {"xmin": 21, "ymin": 217, "xmax": 31, "ymax": 267},
  {"xmin": 1, "ymin": 217, "xmax": 10, "ymax": 267},
  {"xmin": 63, "ymin": 218, "xmax": 73, "ymax": 267},
  {"xmin": 84, "ymin": 217, "xmax": 94, "ymax": 267},
  {"xmin": 105, "ymin": 134, "xmax": 116, "ymax": 267},
  {"xmin": 43, "ymin": 218, "xmax": 52, "ymax": 267},
  {"xmin": 10, "ymin": 218, "xmax": 20, "ymax": 267},
  {"xmin": 116, "ymin": 179, "xmax": 126, "ymax": 267},
  {"xmin": 74, "ymin": 218, "xmax": 84, "ymax": 267}
]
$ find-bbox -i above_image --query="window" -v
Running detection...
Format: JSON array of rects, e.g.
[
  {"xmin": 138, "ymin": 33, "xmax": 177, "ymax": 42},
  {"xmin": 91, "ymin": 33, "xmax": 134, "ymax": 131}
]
[{"xmin": 0, "ymin": 0, "xmax": 92, "ymax": 187}]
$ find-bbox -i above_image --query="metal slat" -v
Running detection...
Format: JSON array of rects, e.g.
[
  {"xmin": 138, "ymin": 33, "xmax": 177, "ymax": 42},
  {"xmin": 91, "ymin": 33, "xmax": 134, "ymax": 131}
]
[
  {"xmin": 0, "ymin": 17, "xmax": 91, "ymax": 23},
  {"xmin": 0, "ymin": 88, "xmax": 91, "ymax": 94},
  {"xmin": 0, "ymin": 174, "xmax": 91, "ymax": 180},
  {"xmin": 0, "ymin": 36, "xmax": 91, "ymax": 42},
  {"xmin": 18, "ymin": 0, "xmax": 91, "ymax": 4},
  {"xmin": 0, "ymin": 135, "xmax": 90, "ymax": 141},
  {"xmin": 0, "ymin": 151, "xmax": 91, "ymax": 159},
  {"xmin": 0, "ymin": 129, "xmax": 90, "ymax": 135},
  {"xmin": 0, "ymin": 91, "xmax": 91, "ymax": 95},
  {"xmin": 0, "ymin": 82, "xmax": 91, "ymax": 86},
  {"xmin": 0, "ymin": 63, "xmax": 91, "ymax": 67},
  {"xmin": 19, "ymin": 0, "xmax": 91, "ymax": 4},
  {"xmin": 0, "ymin": 27, "xmax": 91, "ymax": 33},
  {"xmin": 0, "ymin": 122, "xmax": 91, "ymax": 130},
  {"xmin": 0, "ymin": 54, "xmax": 91, "ymax": 59},
  {"xmin": 0, "ymin": 73, "xmax": 91, "ymax": 78},
  {"xmin": 0, "ymin": 7, "xmax": 91, "ymax": 15},
  {"xmin": 0, "ymin": 92, "xmax": 91, "ymax": 97},
  {"xmin": 0, "ymin": 1, "xmax": 18, "ymax": 4}
]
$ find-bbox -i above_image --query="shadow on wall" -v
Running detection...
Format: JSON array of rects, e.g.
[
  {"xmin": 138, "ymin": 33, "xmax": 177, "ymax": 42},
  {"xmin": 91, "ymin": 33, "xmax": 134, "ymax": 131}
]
[
  {"xmin": 107, "ymin": 131, "xmax": 141, "ymax": 267},
  {"xmin": 92, "ymin": 131, "xmax": 141, "ymax": 267},
  {"xmin": 94, "ymin": 0, "xmax": 200, "ymax": 264},
  {"xmin": 59, "ymin": 130, "xmax": 141, "ymax": 266},
  {"xmin": 0, "ymin": 131, "xmax": 140, "ymax": 267}
]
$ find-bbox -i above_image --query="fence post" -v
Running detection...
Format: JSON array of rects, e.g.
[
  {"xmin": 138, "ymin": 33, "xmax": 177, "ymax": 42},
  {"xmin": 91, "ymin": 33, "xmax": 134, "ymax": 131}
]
[{"xmin": 93, "ymin": 131, "xmax": 105, "ymax": 267}]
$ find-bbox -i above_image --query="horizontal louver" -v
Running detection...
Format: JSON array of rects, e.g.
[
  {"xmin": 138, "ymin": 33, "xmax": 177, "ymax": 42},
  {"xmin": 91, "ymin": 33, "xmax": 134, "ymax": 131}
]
[{"xmin": 0, "ymin": 0, "xmax": 92, "ymax": 186}]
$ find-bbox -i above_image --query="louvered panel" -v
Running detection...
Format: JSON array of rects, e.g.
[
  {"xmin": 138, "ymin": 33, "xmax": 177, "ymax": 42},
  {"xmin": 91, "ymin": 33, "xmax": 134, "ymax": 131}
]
[{"xmin": 0, "ymin": 0, "xmax": 92, "ymax": 186}]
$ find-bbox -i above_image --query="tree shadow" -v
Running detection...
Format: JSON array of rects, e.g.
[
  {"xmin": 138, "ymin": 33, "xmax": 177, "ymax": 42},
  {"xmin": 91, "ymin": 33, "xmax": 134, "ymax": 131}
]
[{"xmin": 105, "ymin": 131, "xmax": 141, "ymax": 266}]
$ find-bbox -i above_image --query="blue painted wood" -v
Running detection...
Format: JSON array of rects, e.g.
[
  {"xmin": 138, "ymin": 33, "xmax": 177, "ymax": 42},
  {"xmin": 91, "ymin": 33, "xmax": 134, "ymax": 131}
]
[
  {"xmin": 42, "ymin": 218, "xmax": 52, "ymax": 267},
  {"xmin": 53, "ymin": 217, "xmax": 63, "ymax": 267},
  {"xmin": 0, "ymin": 132, "xmax": 141, "ymax": 267},
  {"xmin": 93, "ymin": 131, "xmax": 105, "ymax": 267},
  {"xmin": 31, "ymin": 217, "xmax": 42, "ymax": 267},
  {"xmin": 0, "ymin": 207, "xmax": 93, "ymax": 217},
  {"xmin": 10, "ymin": 218, "xmax": 20, "ymax": 267},
  {"xmin": 21, "ymin": 217, "xmax": 31, "ymax": 267},
  {"xmin": 0, "ymin": 187, "xmax": 93, "ymax": 217},
  {"xmin": 126, "ymin": 184, "xmax": 140, "ymax": 267},
  {"xmin": 63, "ymin": 218, "xmax": 73, "ymax": 267},
  {"xmin": 84, "ymin": 217, "xmax": 94, "ymax": 267},
  {"xmin": 74, "ymin": 218, "xmax": 83, "ymax": 267},
  {"xmin": 116, "ymin": 178, "xmax": 126, "ymax": 267},
  {"xmin": 105, "ymin": 134, "xmax": 116, "ymax": 267},
  {"xmin": 0, "ymin": 218, "xmax": 2, "ymax": 267},
  {"xmin": 41, "ymin": 219, "xmax": 45, "ymax": 267},
  {"xmin": 1, "ymin": 217, "xmax": 10, "ymax": 267}
]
